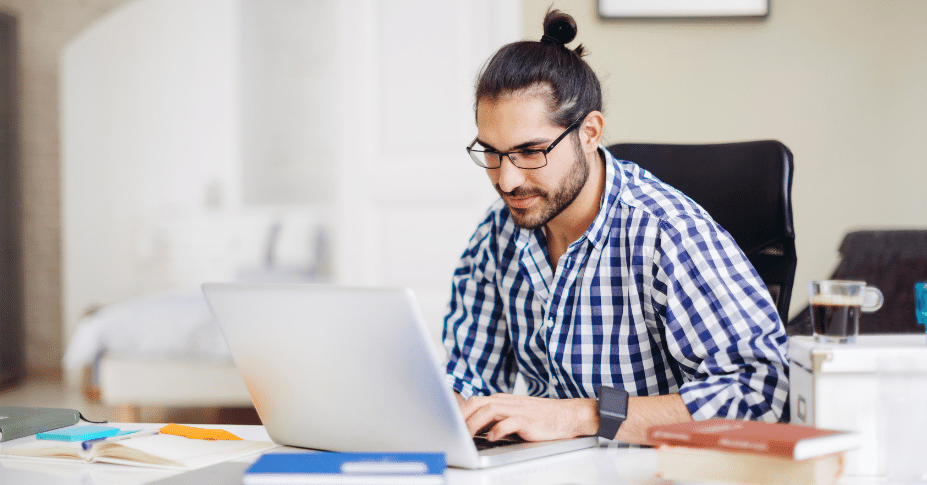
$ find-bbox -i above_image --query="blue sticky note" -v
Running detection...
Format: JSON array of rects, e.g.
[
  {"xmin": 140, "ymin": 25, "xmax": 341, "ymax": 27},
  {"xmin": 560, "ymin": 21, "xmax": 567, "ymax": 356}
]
[{"xmin": 37, "ymin": 425, "xmax": 120, "ymax": 442}]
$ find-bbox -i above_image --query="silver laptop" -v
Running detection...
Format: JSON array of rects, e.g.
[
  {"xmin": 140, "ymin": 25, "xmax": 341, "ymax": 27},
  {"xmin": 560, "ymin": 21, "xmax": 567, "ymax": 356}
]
[{"xmin": 201, "ymin": 283, "xmax": 598, "ymax": 469}]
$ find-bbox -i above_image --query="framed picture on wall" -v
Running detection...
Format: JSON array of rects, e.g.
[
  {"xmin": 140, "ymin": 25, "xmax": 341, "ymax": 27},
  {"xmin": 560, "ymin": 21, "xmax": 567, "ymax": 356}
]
[{"xmin": 599, "ymin": 0, "xmax": 769, "ymax": 19}]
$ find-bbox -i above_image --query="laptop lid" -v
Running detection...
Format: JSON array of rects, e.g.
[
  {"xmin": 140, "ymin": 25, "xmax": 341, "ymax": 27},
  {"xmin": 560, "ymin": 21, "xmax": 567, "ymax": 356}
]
[{"xmin": 202, "ymin": 283, "xmax": 597, "ymax": 469}]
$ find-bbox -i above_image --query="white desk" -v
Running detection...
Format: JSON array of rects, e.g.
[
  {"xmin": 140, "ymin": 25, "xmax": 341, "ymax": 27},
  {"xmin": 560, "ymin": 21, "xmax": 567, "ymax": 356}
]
[{"xmin": 0, "ymin": 423, "xmax": 894, "ymax": 485}]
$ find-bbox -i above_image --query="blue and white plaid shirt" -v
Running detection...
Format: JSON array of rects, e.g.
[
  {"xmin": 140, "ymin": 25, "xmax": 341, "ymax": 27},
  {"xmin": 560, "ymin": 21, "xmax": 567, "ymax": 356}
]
[{"xmin": 443, "ymin": 148, "xmax": 789, "ymax": 422}]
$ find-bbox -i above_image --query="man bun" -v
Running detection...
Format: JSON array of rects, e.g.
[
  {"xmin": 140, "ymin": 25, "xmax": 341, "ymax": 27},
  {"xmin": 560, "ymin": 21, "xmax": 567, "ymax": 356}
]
[
  {"xmin": 542, "ymin": 10, "xmax": 577, "ymax": 46},
  {"xmin": 475, "ymin": 9, "xmax": 601, "ymax": 127}
]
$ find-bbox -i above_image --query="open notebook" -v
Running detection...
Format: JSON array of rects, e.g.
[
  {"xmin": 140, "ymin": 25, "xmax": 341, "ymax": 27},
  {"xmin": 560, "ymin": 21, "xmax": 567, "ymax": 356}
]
[{"xmin": 0, "ymin": 430, "xmax": 277, "ymax": 470}]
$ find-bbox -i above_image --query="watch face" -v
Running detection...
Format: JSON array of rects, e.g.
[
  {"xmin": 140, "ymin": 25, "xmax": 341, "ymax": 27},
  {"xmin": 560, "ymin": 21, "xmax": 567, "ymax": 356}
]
[
  {"xmin": 600, "ymin": 387, "xmax": 628, "ymax": 417},
  {"xmin": 597, "ymin": 387, "xmax": 629, "ymax": 439}
]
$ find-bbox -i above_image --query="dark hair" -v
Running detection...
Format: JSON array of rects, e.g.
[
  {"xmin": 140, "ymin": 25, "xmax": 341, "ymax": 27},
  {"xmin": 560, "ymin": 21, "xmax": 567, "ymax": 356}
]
[{"xmin": 474, "ymin": 9, "xmax": 602, "ymax": 128}]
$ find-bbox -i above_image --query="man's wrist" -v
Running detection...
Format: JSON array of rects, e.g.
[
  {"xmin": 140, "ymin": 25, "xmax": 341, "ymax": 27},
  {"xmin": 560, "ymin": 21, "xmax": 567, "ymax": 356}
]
[
  {"xmin": 569, "ymin": 398, "xmax": 599, "ymax": 437},
  {"xmin": 573, "ymin": 398, "xmax": 601, "ymax": 437}
]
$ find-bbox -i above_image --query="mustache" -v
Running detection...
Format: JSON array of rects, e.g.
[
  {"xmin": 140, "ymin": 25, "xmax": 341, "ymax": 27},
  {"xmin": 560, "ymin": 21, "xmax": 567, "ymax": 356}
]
[{"xmin": 495, "ymin": 185, "xmax": 546, "ymax": 199}]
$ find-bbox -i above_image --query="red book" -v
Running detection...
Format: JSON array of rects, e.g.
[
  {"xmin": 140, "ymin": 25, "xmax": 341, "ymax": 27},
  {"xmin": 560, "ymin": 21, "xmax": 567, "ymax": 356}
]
[{"xmin": 648, "ymin": 419, "xmax": 860, "ymax": 460}]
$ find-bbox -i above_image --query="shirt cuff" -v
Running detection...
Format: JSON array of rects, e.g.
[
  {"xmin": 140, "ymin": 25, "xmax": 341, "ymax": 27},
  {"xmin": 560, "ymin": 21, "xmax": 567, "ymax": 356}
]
[{"xmin": 445, "ymin": 373, "xmax": 477, "ymax": 400}]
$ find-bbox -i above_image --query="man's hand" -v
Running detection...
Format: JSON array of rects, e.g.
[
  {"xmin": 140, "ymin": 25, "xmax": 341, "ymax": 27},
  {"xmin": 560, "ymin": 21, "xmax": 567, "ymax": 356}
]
[
  {"xmin": 452, "ymin": 392, "xmax": 693, "ymax": 444},
  {"xmin": 455, "ymin": 393, "xmax": 597, "ymax": 442}
]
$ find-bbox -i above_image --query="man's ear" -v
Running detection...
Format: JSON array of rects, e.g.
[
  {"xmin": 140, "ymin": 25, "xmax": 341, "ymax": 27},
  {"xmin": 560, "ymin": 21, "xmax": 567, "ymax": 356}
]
[{"xmin": 579, "ymin": 111, "xmax": 604, "ymax": 152}]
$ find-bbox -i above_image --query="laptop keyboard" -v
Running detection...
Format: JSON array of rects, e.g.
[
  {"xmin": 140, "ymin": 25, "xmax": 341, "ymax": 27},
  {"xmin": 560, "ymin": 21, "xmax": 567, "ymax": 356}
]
[{"xmin": 473, "ymin": 434, "xmax": 525, "ymax": 451}]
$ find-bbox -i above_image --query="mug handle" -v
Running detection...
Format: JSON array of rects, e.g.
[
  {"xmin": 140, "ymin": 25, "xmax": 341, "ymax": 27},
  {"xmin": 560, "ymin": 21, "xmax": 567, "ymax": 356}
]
[{"xmin": 862, "ymin": 287, "xmax": 884, "ymax": 313}]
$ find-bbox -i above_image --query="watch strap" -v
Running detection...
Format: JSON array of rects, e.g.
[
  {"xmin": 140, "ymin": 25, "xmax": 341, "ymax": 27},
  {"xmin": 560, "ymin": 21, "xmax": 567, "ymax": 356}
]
[{"xmin": 596, "ymin": 386, "xmax": 629, "ymax": 440}]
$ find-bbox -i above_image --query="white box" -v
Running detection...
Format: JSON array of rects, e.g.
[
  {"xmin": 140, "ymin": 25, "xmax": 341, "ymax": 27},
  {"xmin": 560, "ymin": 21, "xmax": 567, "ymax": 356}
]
[{"xmin": 788, "ymin": 334, "xmax": 927, "ymax": 477}]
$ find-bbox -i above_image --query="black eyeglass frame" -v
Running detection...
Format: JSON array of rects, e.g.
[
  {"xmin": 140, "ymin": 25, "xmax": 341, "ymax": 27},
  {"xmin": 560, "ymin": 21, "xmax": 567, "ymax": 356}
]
[{"xmin": 466, "ymin": 119, "xmax": 584, "ymax": 170}]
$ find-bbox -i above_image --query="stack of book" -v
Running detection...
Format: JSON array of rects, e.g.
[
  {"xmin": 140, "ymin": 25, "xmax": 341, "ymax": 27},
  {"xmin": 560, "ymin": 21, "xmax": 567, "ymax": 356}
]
[{"xmin": 648, "ymin": 419, "xmax": 861, "ymax": 485}]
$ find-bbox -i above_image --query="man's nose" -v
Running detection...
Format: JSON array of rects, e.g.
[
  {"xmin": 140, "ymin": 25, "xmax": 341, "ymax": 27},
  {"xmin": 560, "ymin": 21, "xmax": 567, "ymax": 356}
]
[{"xmin": 495, "ymin": 155, "xmax": 526, "ymax": 193}]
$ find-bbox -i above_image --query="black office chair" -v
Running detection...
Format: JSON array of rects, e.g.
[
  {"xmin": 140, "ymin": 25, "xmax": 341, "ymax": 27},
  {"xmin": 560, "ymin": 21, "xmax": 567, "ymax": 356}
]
[{"xmin": 606, "ymin": 140, "xmax": 797, "ymax": 321}]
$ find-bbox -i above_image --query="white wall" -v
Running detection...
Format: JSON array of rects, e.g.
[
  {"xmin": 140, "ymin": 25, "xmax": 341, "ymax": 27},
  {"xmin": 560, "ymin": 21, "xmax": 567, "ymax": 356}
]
[
  {"xmin": 61, "ymin": 0, "xmax": 244, "ymax": 335},
  {"xmin": 61, "ymin": 0, "xmax": 520, "ymax": 357},
  {"xmin": 328, "ymin": 0, "xmax": 517, "ymax": 339},
  {"xmin": 240, "ymin": 0, "xmax": 338, "ymax": 206},
  {"xmin": 523, "ymin": 0, "xmax": 927, "ymax": 318}
]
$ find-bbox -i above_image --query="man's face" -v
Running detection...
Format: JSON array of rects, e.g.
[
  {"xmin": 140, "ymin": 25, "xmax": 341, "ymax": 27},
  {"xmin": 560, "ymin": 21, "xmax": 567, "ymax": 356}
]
[{"xmin": 475, "ymin": 94, "xmax": 588, "ymax": 230}]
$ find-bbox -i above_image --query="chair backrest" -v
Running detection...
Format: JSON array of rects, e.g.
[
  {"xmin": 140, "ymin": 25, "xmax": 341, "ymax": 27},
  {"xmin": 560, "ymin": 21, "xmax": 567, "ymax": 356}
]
[{"xmin": 606, "ymin": 140, "xmax": 796, "ymax": 321}]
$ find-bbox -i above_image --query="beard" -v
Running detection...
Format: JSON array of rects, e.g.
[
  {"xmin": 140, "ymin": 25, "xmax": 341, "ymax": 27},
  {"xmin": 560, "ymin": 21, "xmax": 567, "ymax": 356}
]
[{"xmin": 496, "ymin": 135, "xmax": 589, "ymax": 230}]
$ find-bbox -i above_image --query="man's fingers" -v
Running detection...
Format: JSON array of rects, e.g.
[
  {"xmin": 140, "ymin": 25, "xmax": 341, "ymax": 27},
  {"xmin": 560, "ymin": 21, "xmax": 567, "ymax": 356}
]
[
  {"xmin": 463, "ymin": 398, "xmax": 513, "ymax": 437},
  {"xmin": 459, "ymin": 395, "xmax": 489, "ymax": 421},
  {"xmin": 465, "ymin": 403, "xmax": 501, "ymax": 436},
  {"xmin": 484, "ymin": 416, "xmax": 524, "ymax": 441},
  {"xmin": 456, "ymin": 393, "xmax": 576, "ymax": 442}
]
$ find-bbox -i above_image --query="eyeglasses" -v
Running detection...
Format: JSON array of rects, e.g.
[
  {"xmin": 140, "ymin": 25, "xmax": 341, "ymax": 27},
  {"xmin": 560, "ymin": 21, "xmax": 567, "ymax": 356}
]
[{"xmin": 466, "ymin": 119, "xmax": 583, "ymax": 170}]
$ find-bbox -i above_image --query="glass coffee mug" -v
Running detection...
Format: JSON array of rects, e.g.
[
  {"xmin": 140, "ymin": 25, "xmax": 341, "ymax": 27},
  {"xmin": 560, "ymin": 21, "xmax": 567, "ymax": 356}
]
[{"xmin": 808, "ymin": 280, "xmax": 883, "ymax": 344}]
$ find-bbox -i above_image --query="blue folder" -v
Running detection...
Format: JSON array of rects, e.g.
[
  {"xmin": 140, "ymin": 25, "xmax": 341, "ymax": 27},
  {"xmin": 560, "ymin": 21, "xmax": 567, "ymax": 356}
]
[{"xmin": 244, "ymin": 452, "xmax": 446, "ymax": 483}]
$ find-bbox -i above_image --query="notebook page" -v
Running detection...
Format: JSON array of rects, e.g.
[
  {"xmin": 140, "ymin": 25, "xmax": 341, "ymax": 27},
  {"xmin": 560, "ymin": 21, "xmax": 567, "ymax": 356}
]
[
  {"xmin": 0, "ymin": 439, "xmax": 85, "ymax": 461},
  {"xmin": 94, "ymin": 434, "xmax": 278, "ymax": 470}
]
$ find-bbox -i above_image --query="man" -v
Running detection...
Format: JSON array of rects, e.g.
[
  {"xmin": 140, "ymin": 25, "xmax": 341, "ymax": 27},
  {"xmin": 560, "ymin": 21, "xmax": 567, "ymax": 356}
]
[{"xmin": 442, "ymin": 10, "xmax": 789, "ymax": 445}]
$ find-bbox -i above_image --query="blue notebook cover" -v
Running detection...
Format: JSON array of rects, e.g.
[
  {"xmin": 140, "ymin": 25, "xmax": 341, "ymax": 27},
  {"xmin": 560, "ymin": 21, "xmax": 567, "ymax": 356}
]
[{"xmin": 245, "ymin": 452, "xmax": 446, "ymax": 479}]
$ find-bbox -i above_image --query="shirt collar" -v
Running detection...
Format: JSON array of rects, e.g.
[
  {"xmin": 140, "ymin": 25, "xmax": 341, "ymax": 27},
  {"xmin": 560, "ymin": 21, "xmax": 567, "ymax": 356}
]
[{"xmin": 583, "ymin": 146, "xmax": 621, "ymax": 251}]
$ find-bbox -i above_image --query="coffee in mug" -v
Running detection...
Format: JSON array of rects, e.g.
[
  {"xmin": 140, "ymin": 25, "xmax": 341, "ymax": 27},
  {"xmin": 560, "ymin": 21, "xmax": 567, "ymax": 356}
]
[{"xmin": 808, "ymin": 280, "xmax": 883, "ymax": 344}]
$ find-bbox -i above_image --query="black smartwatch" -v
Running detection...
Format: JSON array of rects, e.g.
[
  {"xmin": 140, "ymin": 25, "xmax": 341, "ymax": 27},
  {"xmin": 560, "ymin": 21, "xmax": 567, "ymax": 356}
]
[{"xmin": 596, "ymin": 386, "xmax": 629, "ymax": 439}]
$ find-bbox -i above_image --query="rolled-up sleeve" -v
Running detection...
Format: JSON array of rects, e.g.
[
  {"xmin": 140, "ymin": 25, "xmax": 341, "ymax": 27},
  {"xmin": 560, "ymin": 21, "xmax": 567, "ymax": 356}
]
[{"xmin": 651, "ymin": 215, "xmax": 790, "ymax": 422}]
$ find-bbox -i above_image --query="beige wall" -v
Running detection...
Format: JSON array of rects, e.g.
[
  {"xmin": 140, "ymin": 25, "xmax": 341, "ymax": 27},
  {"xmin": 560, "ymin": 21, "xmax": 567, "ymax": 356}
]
[
  {"xmin": 524, "ymin": 0, "xmax": 927, "ymax": 317},
  {"xmin": 0, "ymin": 0, "xmax": 131, "ymax": 375}
]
